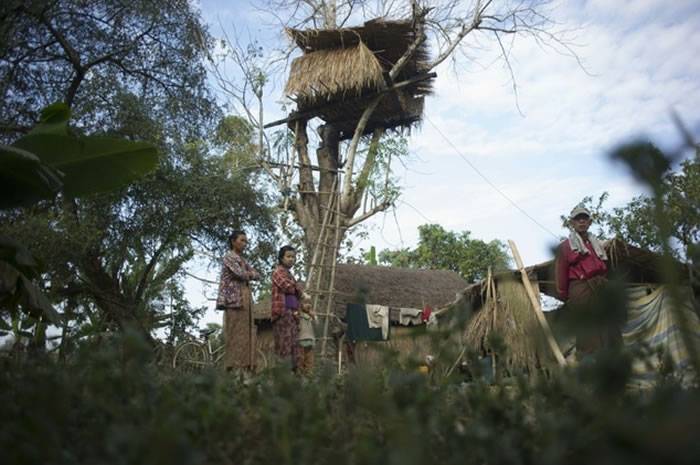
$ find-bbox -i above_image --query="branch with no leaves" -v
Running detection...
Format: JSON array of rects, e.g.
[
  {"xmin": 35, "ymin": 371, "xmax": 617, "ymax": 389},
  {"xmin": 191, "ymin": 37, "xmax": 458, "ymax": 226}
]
[
  {"xmin": 209, "ymin": 23, "xmax": 284, "ymax": 186},
  {"xmin": 347, "ymin": 198, "xmax": 394, "ymax": 227}
]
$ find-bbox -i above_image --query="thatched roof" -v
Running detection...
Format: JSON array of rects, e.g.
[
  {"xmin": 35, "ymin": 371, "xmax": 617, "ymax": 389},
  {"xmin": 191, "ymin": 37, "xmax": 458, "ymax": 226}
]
[
  {"xmin": 333, "ymin": 263, "xmax": 468, "ymax": 309},
  {"xmin": 463, "ymin": 274, "xmax": 556, "ymax": 372},
  {"xmin": 284, "ymin": 19, "xmax": 434, "ymax": 139},
  {"xmin": 253, "ymin": 263, "xmax": 468, "ymax": 321},
  {"xmin": 285, "ymin": 41, "xmax": 385, "ymax": 103}
]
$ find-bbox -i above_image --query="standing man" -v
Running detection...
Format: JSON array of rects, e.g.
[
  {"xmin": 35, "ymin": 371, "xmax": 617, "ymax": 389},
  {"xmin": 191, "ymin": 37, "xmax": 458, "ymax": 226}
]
[{"xmin": 557, "ymin": 206, "xmax": 620, "ymax": 358}]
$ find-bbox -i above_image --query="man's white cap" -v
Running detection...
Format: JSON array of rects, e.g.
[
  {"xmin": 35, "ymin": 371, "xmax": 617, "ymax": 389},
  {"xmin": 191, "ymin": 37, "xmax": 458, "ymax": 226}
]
[{"xmin": 570, "ymin": 206, "xmax": 591, "ymax": 219}]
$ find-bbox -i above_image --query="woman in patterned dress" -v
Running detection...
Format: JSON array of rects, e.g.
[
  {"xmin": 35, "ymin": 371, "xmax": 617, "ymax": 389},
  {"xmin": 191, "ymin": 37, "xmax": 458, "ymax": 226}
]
[
  {"xmin": 271, "ymin": 245, "xmax": 304, "ymax": 370},
  {"xmin": 216, "ymin": 231, "xmax": 260, "ymax": 371}
]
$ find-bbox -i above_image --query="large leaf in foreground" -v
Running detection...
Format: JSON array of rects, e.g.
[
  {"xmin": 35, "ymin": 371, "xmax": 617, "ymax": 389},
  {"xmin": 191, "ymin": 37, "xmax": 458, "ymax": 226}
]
[
  {"xmin": 0, "ymin": 144, "xmax": 63, "ymax": 208},
  {"xmin": 0, "ymin": 237, "xmax": 59, "ymax": 323},
  {"xmin": 28, "ymin": 102, "xmax": 71, "ymax": 136},
  {"xmin": 13, "ymin": 134, "xmax": 158, "ymax": 197}
]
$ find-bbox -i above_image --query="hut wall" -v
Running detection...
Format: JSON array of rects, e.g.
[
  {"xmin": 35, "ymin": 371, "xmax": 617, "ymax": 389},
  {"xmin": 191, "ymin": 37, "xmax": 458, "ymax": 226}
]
[
  {"xmin": 256, "ymin": 320, "xmax": 275, "ymax": 366},
  {"xmin": 353, "ymin": 326, "xmax": 432, "ymax": 366}
]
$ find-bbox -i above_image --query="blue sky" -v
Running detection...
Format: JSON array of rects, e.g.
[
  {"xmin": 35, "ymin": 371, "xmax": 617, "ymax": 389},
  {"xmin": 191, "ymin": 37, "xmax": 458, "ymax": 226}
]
[{"xmin": 188, "ymin": 0, "xmax": 700, "ymax": 324}]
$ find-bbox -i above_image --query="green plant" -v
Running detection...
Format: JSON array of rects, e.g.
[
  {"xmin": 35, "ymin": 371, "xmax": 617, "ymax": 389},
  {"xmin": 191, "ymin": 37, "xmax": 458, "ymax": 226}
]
[{"xmin": 0, "ymin": 102, "xmax": 157, "ymax": 335}]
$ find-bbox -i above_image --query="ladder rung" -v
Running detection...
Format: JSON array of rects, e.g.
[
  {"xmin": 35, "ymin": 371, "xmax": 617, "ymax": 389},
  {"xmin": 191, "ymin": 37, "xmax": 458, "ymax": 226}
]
[
  {"xmin": 311, "ymin": 240, "xmax": 339, "ymax": 246},
  {"xmin": 307, "ymin": 258, "xmax": 341, "ymax": 267},
  {"xmin": 319, "ymin": 204, "xmax": 343, "ymax": 212},
  {"xmin": 305, "ymin": 289, "xmax": 336, "ymax": 295},
  {"xmin": 305, "ymin": 289, "xmax": 352, "ymax": 296},
  {"xmin": 296, "ymin": 190, "xmax": 341, "ymax": 194}
]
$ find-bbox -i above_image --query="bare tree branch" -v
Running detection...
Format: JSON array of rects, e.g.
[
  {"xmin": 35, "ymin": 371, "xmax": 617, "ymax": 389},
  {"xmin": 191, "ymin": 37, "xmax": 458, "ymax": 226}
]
[
  {"xmin": 340, "ymin": 94, "xmax": 383, "ymax": 210},
  {"xmin": 346, "ymin": 199, "xmax": 393, "ymax": 227}
]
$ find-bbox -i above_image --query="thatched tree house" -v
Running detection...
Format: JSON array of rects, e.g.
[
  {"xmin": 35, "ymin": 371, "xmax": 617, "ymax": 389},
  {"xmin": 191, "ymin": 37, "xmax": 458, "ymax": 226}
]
[
  {"xmin": 262, "ymin": 17, "xmax": 437, "ymax": 347},
  {"xmin": 253, "ymin": 263, "xmax": 468, "ymax": 364},
  {"xmin": 440, "ymin": 239, "xmax": 699, "ymax": 379},
  {"xmin": 282, "ymin": 18, "xmax": 434, "ymax": 139}
]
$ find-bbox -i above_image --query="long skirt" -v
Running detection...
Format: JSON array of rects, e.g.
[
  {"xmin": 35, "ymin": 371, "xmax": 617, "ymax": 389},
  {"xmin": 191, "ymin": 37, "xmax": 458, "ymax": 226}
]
[
  {"xmin": 568, "ymin": 276, "xmax": 622, "ymax": 357},
  {"xmin": 273, "ymin": 311, "xmax": 299, "ymax": 369},
  {"xmin": 223, "ymin": 284, "xmax": 256, "ymax": 370}
]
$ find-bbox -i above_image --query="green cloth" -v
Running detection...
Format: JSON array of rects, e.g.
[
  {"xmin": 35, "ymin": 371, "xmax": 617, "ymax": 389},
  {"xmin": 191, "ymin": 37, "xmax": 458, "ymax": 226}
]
[{"xmin": 346, "ymin": 303, "xmax": 388, "ymax": 342}]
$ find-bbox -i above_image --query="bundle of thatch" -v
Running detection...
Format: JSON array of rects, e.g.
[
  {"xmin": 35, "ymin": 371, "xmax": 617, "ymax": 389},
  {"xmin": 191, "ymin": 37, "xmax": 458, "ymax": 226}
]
[
  {"xmin": 285, "ymin": 41, "xmax": 385, "ymax": 104},
  {"xmin": 464, "ymin": 274, "xmax": 555, "ymax": 373},
  {"xmin": 284, "ymin": 19, "xmax": 434, "ymax": 139}
]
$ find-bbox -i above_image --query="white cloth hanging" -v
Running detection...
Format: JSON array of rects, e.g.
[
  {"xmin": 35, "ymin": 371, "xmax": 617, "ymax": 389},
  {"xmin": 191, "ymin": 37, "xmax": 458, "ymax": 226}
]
[
  {"xmin": 398, "ymin": 307, "xmax": 423, "ymax": 326},
  {"xmin": 366, "ymin": 304, "xmax": 389, "ymax": 340}
]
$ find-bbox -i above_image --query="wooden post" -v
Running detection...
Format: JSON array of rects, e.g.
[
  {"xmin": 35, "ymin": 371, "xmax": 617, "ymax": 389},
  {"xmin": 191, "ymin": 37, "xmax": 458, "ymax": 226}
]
[
  {"xmin": 337, "ymin": 335, "xmax": 344, "ymax": 375},
  {"xmin": 508, "ymin": 240, "xmax": 567, "ymax": 367},
  {"xmin": 488, "ymin": 269, "xmax": 497, "ymax": 379}
]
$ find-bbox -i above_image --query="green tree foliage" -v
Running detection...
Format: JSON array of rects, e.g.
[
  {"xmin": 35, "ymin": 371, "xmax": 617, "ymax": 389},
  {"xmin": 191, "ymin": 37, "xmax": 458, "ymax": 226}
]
[
  {"xmin": 1, "ymin": 102, "xmax": 158, "ymax": 208},
  {"xmin": 0, "ymin": 0, "xmax": 214, "ymax": 139},
  {"xmin": 378, "ymin": 224, "xmax": 511, "ymax": 282},
  {"xmin": 608, "ymin": 155, "xmax": 699, "ymax": 260},
  {"xmin": 1, "ymin": 127, "xmax": 275, "ymax": 347},
  {"xmin": 1, "ymin": 102, "xmax": 158, "ymax": 347},
  {"xmin": 569, "ymin": 147, "xmax": 699, "ymax": 263},
  {"xmin": 214, "ymin": 115, "xmax": 259, "ymax": 169}
]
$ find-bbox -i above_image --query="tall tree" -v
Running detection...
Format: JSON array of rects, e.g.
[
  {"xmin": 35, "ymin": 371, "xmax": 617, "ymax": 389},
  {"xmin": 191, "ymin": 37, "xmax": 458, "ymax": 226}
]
[
  {"xmin": 569, "ymin": 152, "xmax": 699, "ymax": 263},
  {"xmin": 378, "ymin": 224, "xmax": 510, "ymax": 283},
  {"xmin": 1, "ymin": 0, "xmax": 215, "ymax": 140},
  {"xmin": 215, "ymin": 0, "xmax": 582, "ymax": 294}
]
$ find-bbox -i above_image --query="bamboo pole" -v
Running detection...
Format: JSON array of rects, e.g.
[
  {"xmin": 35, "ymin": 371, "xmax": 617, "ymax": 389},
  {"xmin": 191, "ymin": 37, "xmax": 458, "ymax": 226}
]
[
  {"xmin": 508, "ymin": 240, "xmax": 567, "ymax": 367},
  {"xmin": 321, "ymin": 188, "xmax": 343, "ymax": 357},
  {"xmin": 305, "ymin": 177, "xmax": 337, "ymax": 298}
]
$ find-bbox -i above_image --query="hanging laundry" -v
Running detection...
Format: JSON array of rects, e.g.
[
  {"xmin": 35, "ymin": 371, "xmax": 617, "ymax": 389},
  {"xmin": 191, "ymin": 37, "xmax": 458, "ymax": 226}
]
[
  {"xmin": 366, "ymin": 304, "xmax": 389, "ymax": 340},
  {"xmin": 346, "ymin": 303, "xmax": 388, "ymax": 342},
  {"xmin": 421, "ymin": 304, "xmax": 433, "ymax": 322},
  {"xmin": 398, "ymin": 307, "xmax": 423, "ymax": 326}
]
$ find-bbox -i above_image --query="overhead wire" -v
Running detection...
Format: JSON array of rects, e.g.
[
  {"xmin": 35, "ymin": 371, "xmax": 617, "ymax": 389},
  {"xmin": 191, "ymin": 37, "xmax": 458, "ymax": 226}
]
[{"xmin": 425, "ymin": 115, "xmax": 561, "ymax": 240}]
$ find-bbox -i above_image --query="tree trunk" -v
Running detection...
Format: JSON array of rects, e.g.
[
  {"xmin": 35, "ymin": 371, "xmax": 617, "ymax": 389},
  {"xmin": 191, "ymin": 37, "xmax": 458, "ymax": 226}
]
[{"xmin": 289, "ymin": 121, "xmax": 349, "ymax": 352}]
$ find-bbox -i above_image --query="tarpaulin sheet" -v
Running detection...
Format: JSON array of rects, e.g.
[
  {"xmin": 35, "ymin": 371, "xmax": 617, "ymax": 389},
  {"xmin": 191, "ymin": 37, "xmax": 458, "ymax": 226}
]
[{"xmin": 623, "ymin": 285, "xmax": 700, "ymax": 386}]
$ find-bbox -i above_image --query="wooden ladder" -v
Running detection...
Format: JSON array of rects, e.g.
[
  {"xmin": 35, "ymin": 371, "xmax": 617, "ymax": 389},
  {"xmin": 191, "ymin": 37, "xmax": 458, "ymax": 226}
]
[{"xmin": 304, "ymin": 178, "xmax": 343, "ymax": 359}]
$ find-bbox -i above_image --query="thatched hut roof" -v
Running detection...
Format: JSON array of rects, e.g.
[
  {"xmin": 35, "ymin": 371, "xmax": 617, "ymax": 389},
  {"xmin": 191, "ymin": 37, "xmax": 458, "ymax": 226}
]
[
  {"xmin": 253, "ymin": 263, "xmax": 468, "ymax": 321},
  {"xmin": 285, "ymin": 41, "xmax": 385, "ymax": 103},
  {"xmin": 284, "ymin": 19, "xmax": 433, "ymax": 139},
  {"xmin": 333, "ymin": 263, "xmax": 468, "ymax": 309}
]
